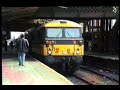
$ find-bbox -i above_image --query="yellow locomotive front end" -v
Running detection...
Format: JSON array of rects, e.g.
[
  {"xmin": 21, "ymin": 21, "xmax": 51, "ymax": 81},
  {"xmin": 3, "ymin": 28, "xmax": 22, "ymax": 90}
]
[
  {"xmin": 43, "ymin": 40, "xmax": 84, "ymax": 56},
  {"xmin": 42, "ymin": 20, "xmax": 84, "ymax": 73}
]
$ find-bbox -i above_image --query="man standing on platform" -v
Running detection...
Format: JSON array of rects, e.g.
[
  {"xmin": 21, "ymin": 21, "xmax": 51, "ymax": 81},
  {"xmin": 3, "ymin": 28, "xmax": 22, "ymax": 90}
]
[{"xmin": 16, "ymin": 34, "xmax": 29, "ymax": 66}]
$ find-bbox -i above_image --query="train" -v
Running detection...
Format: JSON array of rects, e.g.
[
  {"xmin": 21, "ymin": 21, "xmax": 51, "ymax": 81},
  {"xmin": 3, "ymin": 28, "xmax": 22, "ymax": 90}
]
[{"xmin": 25, "ymin": 19, "xmax": 84, "ymax": 73}]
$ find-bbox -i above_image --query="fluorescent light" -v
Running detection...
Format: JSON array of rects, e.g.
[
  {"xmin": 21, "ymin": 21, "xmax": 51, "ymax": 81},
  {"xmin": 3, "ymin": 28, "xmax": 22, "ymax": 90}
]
[{"xmin": 58, "ymin": 6, "xmax": 68, "ymax": 9}]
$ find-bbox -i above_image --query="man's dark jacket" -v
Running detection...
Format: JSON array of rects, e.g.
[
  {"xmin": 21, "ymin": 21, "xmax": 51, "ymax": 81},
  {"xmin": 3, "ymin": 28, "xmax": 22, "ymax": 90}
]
[{"xmin": 16, "ymin": 38, "xmax": 29, "ymax": 53}]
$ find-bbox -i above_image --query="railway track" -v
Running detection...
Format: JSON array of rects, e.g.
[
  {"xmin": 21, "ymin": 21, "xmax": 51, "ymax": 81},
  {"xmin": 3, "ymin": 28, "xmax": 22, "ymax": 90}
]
[
  {"xmin": 72, "ymin": 74, "xmax": 95, "ymax": 85},
  {"xmin": 68, "ymin": 65, "xmax": 119, "ymax": 85},
  {"xmin": 84, "ymin": 55, "xmax": 119, "ymax": 74},
  {"xmin": 85, "ymin": 63, "xmax": 119, "ymax": 74},
  {"xmin": 67, "ymin": 75, "xmax": 90, "ymax": 85},
  {"xmin": 79, "ymin": 65, "xmax": 119, "ymax": 82}
]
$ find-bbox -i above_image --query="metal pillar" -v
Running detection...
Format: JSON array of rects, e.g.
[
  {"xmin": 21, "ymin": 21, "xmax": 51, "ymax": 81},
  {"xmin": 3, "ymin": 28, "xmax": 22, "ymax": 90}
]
[
  {"xmin": 97, "ymin": 19, "xmax": 99, "ymax": 32},
  {"xmin": 91, "ymin": 20, "xmax": 93, "ymax": 33},
  {"xmin": 104, "ymin": 19, "xmax": 109, "ymax": 52},
  {"xmin": 108, "ymin": 19, "xmax": 112, "ymax": 52},
  {"xmin": 87, "ymin": 21, "xmax": 91, "ymax": 33},
  {"xmin": 108, "ymin": 19, "xmax": 119, "ymax": 54},
  {"xmin": 83, "ymin": 21, "xmax": 87, "ymax": 33},
  {"xmin": 98, "ymin": 18, "xmax": 105, "ymax": 52},
  {"xmin": 113, "ymin": 19, "xmax": 119, "ymax": 54}
]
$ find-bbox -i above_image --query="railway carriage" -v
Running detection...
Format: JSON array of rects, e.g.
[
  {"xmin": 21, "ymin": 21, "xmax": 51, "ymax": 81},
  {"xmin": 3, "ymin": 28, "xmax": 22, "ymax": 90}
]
[{"xmin": 26, "ymin": 20, "xmax": 84, "ymax": 73}]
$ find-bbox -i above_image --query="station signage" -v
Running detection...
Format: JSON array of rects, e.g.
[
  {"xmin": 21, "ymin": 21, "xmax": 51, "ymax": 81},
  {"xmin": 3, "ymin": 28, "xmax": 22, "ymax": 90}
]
[{"xmin": 33, "ymin": 19, "xmax": 55, "ymax": 24}]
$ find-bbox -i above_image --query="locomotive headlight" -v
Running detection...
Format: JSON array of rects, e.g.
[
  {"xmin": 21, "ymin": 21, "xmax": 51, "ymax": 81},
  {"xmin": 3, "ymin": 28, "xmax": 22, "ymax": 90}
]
[
  {"xmin": 76, "ymin": 51, "xmax": 80, "ymax": 54},
  {"xmin": 80, "ymin": 40, "xmax": 82, "ymax": 43},
  {"xmin": 79, "ymin": 40, "xmax": 83, "ymax": 45},
  {"xmin": 62, "ymin": 51, "xmax": 66, "ymax": 54},
  {"xmin": 46, "ymin": 41, "xmax": 49, "ymax": 44},
  {"xmin": 48, "ymin": 51, "xmax": 52, "ymax": 54},
  {"xmin": 51, "ymin": 41, "xmax": 54, "ymax": 44}
]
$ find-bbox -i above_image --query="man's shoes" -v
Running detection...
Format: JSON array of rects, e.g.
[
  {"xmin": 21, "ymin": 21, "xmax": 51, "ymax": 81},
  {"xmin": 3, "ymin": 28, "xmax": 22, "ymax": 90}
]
[{"xmin": 19, "ymin": 63, "xmax": 24, "ymax": 66}]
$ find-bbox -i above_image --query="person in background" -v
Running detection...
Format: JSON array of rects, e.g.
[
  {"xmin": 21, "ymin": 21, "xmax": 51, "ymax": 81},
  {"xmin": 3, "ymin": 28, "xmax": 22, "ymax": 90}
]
[
  {"xmin": 10, "ymin": 41, "xmax": 14, "ymax": 50},
  {"xmin": 16, "ymin": 34, "xmax": 29, "ymax": 66},
  {"xmin": 4, "ymin": 40, "xmax": 8, "ymax": 51},
  {"xmin": 88, "ymin": 40, "xmax": 92, "ymax": 51}
]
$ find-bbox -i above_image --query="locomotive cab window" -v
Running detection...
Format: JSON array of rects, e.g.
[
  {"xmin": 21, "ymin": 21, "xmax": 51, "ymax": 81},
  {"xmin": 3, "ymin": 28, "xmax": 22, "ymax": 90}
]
[
  {"xmin": 46, "ymin": 28, "xmax": 81, "ymax": 38},
  {"xmin": 64, "ymin": 28, "xmax": 81, "ymax": 38},
  {"xmin": 46, "ymin": 28, "xmax": 62, "ymax": 38}
]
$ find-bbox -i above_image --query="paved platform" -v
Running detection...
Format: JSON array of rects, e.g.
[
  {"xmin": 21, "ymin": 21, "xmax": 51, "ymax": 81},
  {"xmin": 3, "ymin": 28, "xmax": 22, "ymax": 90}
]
[
  {"xmin": 2, "ymin": 47, "xmax": 73, "ymax": 85},
  {"xmin": 85, "ymin": 51, "xmax": 119, "ymax": 60}
]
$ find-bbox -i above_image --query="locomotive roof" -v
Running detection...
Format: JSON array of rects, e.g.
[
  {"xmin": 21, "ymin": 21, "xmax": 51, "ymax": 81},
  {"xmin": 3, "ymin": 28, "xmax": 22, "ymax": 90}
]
[{"xmin": 43, "ymin": 20, "xmax": 82, "ymax": 28}]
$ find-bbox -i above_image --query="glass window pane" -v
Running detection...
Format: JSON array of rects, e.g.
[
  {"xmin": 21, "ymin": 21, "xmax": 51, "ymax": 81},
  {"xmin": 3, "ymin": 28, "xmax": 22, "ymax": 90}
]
[
  {"xmin": 47, "ymin": 28, "xmax": 62, "ymax": 37},
  {"xmin": 65, "ymin": 28, "xmax": 80, "ymax": 38}
]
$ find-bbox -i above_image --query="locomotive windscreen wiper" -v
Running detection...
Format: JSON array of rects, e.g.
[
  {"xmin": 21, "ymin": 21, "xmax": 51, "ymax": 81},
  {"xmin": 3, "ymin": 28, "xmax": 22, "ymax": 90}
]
[
  {"xmin": 66, "ymin": 31, "xmax": 72, "ymax": 37},
  {"xmin": 56, "ymin": 31, "xmax": 62, "ymax": 37}
]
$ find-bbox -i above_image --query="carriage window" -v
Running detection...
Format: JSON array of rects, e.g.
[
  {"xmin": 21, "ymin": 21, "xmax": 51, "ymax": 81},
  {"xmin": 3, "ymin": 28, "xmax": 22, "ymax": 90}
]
[
  {"xmin": 47, "ymin": 28, "xmax": 62, "ymax": 37},
  {"xmin": 64, "ymin": 28, "xmax": 81, "ymax": 38}
]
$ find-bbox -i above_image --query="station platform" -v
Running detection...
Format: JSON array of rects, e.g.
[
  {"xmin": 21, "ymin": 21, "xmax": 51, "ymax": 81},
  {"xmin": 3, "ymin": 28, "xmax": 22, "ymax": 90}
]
[
  {"xmin": 85, "ymin": 51, "xmax": 119, "ymax": 60},
  {"xmin": 2, "ymin": 47, "xmax": 73, "ymax": 85}
]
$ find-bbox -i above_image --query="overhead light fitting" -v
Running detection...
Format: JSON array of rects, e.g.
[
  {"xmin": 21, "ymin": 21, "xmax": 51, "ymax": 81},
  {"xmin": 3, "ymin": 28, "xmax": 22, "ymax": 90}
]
[{"xmin": 58, "ymin": 6, "xmax": 68, "ymax": 9}]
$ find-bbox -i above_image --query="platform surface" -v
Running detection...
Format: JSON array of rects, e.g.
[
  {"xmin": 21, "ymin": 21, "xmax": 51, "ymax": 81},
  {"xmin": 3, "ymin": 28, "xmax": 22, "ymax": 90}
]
[{"xmin": 2, "ymin": 47, "xmax": 73, "ymax": 85}]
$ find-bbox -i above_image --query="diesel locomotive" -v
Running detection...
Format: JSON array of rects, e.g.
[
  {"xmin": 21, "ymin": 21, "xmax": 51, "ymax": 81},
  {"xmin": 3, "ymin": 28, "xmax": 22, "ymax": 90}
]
[{"xmin": 26, "ymin": 20, "xmax": 84, "ymax": 73}]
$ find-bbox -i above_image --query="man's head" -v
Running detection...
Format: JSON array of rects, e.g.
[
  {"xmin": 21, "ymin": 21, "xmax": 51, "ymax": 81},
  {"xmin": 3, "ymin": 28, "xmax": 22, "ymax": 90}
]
[{"xmin": 20, "ymin": 34, "xmax": 24, "ymax": 38}]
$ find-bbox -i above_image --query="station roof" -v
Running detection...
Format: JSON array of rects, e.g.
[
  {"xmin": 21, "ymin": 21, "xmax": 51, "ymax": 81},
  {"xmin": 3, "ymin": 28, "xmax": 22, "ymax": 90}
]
[
  {"xmin": 2, "ymin": 7, "xmax": 119, "ymax": 32},
  {"xmin": 2, "ymin": 7, "xmax": 39, "ymax": 32}
]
